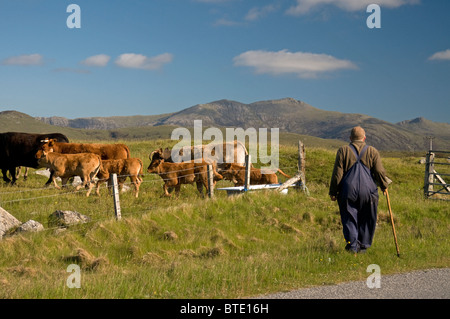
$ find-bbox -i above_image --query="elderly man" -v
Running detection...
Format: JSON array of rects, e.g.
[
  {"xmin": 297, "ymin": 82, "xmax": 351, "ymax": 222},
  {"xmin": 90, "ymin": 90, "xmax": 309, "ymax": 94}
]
[{"xmin": 329, "ymin": 126, "xmax": 390, "ymax": 253}]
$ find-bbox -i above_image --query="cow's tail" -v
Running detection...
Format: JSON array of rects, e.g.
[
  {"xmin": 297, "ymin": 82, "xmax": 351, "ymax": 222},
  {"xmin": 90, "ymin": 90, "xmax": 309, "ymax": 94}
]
[
  {"xmin": 234, "ymin": 140, "xmax": 252, "ymax": 167},
  {"xmin": 277, "ymin": 169, "xmax": 291, "ymax": 178},
  {"xmin": 137, "ymin": 158, "xmax": 144, "ymax": 183},
  {"xmin": 92, "ymin": 156, "xmax": 103, "ymax": 180},
  {"xmin": 212, "ymin": 162, "xmax": 223, "ymax": 181},
  {"xmin": 124, "ymin": 145, "xmax": 131, "ymax": 158}
]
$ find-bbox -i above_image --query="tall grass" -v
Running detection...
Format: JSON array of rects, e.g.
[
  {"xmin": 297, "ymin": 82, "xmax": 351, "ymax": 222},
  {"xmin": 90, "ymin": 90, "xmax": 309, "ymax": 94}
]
[{"xmin": 0, "ymin": 141, "xmax": 448, "ymax": 298}]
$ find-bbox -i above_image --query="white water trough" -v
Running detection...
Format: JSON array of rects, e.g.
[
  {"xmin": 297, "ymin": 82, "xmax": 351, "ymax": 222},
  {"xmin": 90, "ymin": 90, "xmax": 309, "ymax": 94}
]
[{"xmin": 217, "ymin": 183, "xmax": 290, "ymax": 196}]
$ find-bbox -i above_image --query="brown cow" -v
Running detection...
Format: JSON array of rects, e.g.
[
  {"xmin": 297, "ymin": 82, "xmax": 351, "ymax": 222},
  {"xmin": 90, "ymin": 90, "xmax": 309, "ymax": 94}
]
[
  {"xmin": 39, "ymin": 139, "xmax": 130, "ymax": 160},
  {"xmin": 220, "ymin": 163, "xmax": 291, "ymax": 187},
  {"xmin": 147, "ymin": 148, "xmax": 223, "ymax": 197},
  {"xmin": 35, "ymin": 147, "xmax": 102, "ymax": 197},
  {"xmin": 158, "ymin": 140, "xmax": 248, "ymax": 169},
  {"xmin": 95, "ymin": 158, "xmax": 144, "ymax": 198}
]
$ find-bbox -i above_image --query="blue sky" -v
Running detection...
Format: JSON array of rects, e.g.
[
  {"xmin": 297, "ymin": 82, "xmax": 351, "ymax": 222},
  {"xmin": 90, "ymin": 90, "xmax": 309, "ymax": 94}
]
[{"xmin": 0, "ymin": 0, "xmax": 449, "ymax": 124}]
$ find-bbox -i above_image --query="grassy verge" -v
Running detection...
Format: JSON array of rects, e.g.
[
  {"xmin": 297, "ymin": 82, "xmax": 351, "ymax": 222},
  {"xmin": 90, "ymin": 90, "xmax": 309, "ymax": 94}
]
[{"xmin": 0, "ymin": 141, "xmax": 448, "ymax": 298}]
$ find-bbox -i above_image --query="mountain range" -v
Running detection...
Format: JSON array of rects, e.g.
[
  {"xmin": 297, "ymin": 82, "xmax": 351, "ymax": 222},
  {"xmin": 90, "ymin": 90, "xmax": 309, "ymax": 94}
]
[{"xmin": 2, "ymin": 98, "xmax": 449, "ymax": 151}]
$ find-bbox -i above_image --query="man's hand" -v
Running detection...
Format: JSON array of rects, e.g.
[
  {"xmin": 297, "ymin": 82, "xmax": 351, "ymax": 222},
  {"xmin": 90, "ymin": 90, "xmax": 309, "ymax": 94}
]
[{"xmin": 330, "ymin": 195, "xmax": 337, "ymax": 201}]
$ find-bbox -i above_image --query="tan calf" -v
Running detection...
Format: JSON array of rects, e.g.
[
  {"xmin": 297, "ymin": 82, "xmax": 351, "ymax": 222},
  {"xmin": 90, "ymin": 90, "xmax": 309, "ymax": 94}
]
[
  {"xmin": 95, "ymin": 158, "xmax": 143, "ymax": 198},
  {"xmin": 35, "ymin": 150, "xmax": 102, "ymax": 197},
  {"xmin": 147, "ymin": 149, "xmax": 223, "ymax": 197},
  {"xmin": 221, "ymin": 163, "xmax": 291, "ymax": 187}
]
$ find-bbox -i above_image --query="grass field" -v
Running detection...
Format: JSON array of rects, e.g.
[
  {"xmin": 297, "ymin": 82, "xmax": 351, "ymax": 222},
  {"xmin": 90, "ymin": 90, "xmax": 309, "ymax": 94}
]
[{"xmin": 0, "ymin": 139, "xmax": 448, "ymax": 298}]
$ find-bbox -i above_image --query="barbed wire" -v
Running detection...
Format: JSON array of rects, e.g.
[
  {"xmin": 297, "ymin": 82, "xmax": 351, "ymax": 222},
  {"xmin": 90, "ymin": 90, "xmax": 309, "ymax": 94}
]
[{"xmin": 0, "ymin": 163, "xmax": 298, "ymax": 205}]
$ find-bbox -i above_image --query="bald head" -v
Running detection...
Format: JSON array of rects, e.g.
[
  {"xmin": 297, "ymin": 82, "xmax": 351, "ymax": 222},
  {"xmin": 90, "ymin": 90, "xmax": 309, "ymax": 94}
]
[{"xmin": 350, "ymin": 126, "xmax": 366, "ymax": 142}]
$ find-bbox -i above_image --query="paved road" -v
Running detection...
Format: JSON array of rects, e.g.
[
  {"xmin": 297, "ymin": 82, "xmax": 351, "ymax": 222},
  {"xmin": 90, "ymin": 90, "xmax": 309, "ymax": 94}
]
[{"xmin": 256, "ymin": 268, "xmax": 450, "ymax": 299}]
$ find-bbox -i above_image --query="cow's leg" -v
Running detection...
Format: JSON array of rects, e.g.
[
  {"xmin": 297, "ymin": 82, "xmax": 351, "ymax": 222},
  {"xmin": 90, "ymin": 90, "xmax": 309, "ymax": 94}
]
[
  {"xmin": 86, "ymin": 180, "xmax": 94, "ymax": 197},
  {"xmin": 84, "ymin": 178, "xmax": 90, "ymax": 189},
  {"xmin": 134, "ymin": 181, "xmax": 139, "ymax": 198},
  {"xmin": 95, "ymin": 180, "xmax": 101, "ymax": 196},
  {"xmin": 14, "ymin": 166, "xmax": 28, "ymax": 181},
  {"xmin": 52, "ymin": 176, "xmax": 61, "ymax": 190},
  {"xmin": 76, "ymin": 175, "xmax": 88, "ymax": 191},
  {"xmin": 196, "ymin": 180, "xmax": 205, "ymax": 197},
  {"xmin": 15, "ymin": 166, "xmax": 21, "ymax": 180},
  {"xmin": 130, "ymin": 175, "xmax": 139, "ymax": 198},
  {"xmin": 2, "ymin": 168, "xmax": 12, "ymax": 183},
  {"xmin": 45, "ymin": 169, "xmax": 56, "ymax": 186},
  {"xmin": 61, "ymin": 177, "xmax": 70, "ymax": 188},
  {"xmin": 163, "ymin": 183, "xmax": 171, "ymax": 197},
  {"xmin": 23, "ymin": 167, "xmax": 29, "ymax": 181},
  {"xmin": 118, "ymin": 177, "xmax": 126, "ymax": 193},
  {"xmin": 174, "ymin": 184, "xmax": 181, "ymax": 197},
  {"xmin": 107, "ymin": 178, "xmax": 113, "ymax": 195},
  {"xmin": 8, "ymin": 167, "xmax": 17, "ymax": 185}
]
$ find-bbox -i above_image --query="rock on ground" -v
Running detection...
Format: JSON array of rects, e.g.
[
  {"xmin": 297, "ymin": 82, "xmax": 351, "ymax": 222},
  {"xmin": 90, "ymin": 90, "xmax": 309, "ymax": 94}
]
[
  {"xmin": 14, "ymin": 220, "xmax": 44, "ymax": 234},
  {"xmin": 0, "ymin": 207, "xmax": 21, "ymax": 239},
  {"xmin": 48, "ymin": 210, "xmax": 90, "ymax": 228}
]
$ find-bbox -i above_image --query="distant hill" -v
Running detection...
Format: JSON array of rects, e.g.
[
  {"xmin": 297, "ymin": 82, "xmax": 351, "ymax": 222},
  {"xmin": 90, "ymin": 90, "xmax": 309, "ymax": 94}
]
[
  {"xmin": 0, "ymin": 110, "xmax": 179, "ymax": 142},
  {"xmin": 152, "ymin": 98, "xmax": 450, "ymax": 151},
  {"xmin": 4, "ymin": 98, "xmax": 450, "ymax": 151},
  {"xmin": 397, "ymin": 117, "xmax": 450, "ymax": 142},
  {"xmin": 36, "ymin": 113, "xmax": 171, "ymax": 130}
]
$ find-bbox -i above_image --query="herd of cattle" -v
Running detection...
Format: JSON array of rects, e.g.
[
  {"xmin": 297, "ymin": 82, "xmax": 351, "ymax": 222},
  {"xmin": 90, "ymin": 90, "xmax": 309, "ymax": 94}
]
[{"xmin": 0, "ymin": 132, "xmax": 291, "ymax": 198}]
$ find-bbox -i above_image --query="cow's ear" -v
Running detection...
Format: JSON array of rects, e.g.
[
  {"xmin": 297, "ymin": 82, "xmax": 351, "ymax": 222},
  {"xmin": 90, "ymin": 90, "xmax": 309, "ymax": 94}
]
[{"xmin": 163, "ymin": 148, "xmax": 171, "ymax": 158}]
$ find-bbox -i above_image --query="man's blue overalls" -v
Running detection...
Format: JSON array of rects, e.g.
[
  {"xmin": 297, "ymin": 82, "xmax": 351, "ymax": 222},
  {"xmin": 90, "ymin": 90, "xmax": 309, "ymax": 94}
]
[{"xmin": 338, "ymin": 144, "xmax": 379, "ymax": 253}]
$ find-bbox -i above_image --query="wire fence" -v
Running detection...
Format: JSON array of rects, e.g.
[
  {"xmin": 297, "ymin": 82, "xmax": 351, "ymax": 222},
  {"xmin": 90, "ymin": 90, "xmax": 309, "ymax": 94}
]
[
  {"xmin": 1, "ymin": 152, "xmax": 300, "ymax": 204},
  {"xmin": 0, "ymin": 156, "xmax": 302, "ymax": 239}
]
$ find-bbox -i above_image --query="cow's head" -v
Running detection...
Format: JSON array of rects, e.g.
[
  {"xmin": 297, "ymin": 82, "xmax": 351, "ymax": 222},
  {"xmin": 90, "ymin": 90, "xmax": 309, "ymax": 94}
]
[
  {"xmin": 147, "ymin": 148, "xmax": 165, "ymax": 173},
  {"xmin": 220, "ymin": 163, "xmax": 241, "ymax": 184},
  {"xmin": 35, "ymin": 139, "xmax": 56, "ymax": 160}
]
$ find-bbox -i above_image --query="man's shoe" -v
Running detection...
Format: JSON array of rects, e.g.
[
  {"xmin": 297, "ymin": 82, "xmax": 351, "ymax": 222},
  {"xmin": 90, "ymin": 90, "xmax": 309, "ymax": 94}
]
[{"xmin": 345, "ymin": 244, "xmax": 358, "ymax": 253}]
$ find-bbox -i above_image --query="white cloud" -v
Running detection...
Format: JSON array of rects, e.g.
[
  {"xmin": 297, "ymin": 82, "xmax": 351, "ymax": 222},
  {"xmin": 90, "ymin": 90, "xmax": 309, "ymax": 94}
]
[
  {"xmin": 233, "ymin": 49, "xmax": 357, "ymax": 78},
  {"xmin": 213, "ymin": 18, "xmax": 241, "ymax": 26},
  {"xmin": 245, "ymin": 5, "xmax": 277, "ymax": 21},
  {"xmin": 80, "ymin": 54, "xmax": 110, "ymax": 67},
  {"xmin": 287, "ymin": 0, "xmax": 419, "ymax": 15},
  {"xmin": 115, "ymin": 53, "xmax": 173, "ymax": 70},
  {"xmin": 1, "ymin": 53, "xmax": 44, "ymax": 66},
  {"xmin": 428, "ymin": 49, "xmax": 450, "ymax": 61}
]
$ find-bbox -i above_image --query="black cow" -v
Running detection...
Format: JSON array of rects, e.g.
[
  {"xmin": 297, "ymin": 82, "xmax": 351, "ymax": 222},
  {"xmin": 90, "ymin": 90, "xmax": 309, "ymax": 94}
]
[{"xmin": 0, "ymin": 132, "xmax": 69, "ymax": 184}]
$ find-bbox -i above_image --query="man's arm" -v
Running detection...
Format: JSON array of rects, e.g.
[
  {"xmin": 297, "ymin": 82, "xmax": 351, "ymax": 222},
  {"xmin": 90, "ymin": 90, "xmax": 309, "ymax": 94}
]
[{"xmin": 370, "ymin": 147, "xmax": 390, "ymax": 191}]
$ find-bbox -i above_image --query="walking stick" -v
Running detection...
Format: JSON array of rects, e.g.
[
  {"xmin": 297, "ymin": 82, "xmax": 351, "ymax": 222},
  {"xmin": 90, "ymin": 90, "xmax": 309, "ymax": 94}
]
[{"xmin": 385, "ymin": 189, "xmax": 400, "ymax": 257}]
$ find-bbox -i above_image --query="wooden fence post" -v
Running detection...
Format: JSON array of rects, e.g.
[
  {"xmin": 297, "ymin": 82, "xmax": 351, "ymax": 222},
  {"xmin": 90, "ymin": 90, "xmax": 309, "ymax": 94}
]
[
  {"xmin": 298, "ymin": 140, "xmax": 305, "ymax": 185},
  {"xmin": 424, "ymin": 151, "xmax": 435, "ymax": 197},
  {"xmin": 296, "ymin": 140, "xmax": 308, "ymax": 194},
  {"xmin": 207, "ymin": 164, "xmax": 214, "ymax": 199},
  {"xmin": 112, "ymin": 173, "xmax": 122, "ymax": 221},
  {"xmin": 244, "ymin": 154, "xmax": 251, "ymax": 191}
]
